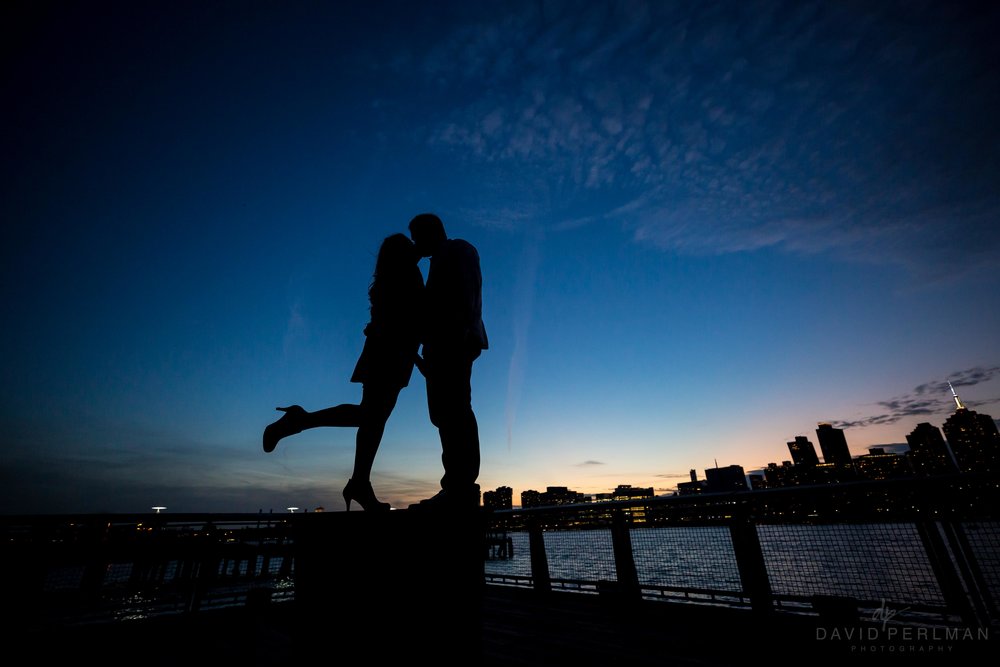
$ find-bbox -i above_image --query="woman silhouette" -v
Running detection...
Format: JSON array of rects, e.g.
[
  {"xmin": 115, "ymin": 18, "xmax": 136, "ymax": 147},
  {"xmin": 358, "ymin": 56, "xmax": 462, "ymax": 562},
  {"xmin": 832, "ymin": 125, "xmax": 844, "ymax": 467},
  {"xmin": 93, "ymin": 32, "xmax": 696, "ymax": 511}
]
[{"xmin": 263, "ymin": 233, "xmax": 423, "ymax": 511}]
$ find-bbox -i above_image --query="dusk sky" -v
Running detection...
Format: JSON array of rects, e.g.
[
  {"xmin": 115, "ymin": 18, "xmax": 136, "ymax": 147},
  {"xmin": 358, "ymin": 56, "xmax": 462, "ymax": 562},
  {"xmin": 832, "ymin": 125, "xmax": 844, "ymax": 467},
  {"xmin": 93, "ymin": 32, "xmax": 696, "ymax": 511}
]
[{"xmin": 3, "ymin": 1, "xmax": 999, "ymax": 514}]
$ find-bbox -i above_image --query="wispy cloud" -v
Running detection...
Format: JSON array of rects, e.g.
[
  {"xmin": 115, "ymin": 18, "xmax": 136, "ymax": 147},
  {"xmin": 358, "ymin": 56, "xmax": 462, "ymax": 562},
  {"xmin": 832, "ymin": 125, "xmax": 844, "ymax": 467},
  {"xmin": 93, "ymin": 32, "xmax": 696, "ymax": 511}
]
[
  {"xmin": 832, "ymin": 366, "xmax": 1000, "ymax": 429},
  {"xmin": 282, "ymin": 298, "xmax": 309, "ymax": 356},
  {"xmin": 654, "ymin": 471, "xmax": 698, "ymax": 479},
  {"xmin": 576, "ymin": 460, "xmax": 606, "ymax": 467},
  {"xmin": 914, "ymin": 366, "xmax": 1000, "ymax": 396},
  {"xmin": 406, "ymin": 1, "xmax": 1000, "ymax": 276},
  {"xmin": 505, "ymin": 232, "xmax": 542, "ymax": 450}
]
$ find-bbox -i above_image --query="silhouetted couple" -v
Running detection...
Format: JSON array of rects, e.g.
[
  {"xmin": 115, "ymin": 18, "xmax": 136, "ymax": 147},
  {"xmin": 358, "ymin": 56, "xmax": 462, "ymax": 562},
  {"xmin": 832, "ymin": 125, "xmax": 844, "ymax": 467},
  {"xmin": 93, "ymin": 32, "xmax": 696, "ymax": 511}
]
[{"xmin": 263, "ymin": 214, "xmax": 487, "ymax": 512}]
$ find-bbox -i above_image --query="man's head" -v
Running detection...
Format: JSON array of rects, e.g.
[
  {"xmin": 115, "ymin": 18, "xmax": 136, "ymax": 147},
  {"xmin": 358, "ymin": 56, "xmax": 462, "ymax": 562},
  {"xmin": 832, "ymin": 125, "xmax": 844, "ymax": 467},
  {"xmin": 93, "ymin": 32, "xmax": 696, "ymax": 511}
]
[{"xmin": 408, "ymin": 213, "xmax": 447, "ymax": 258}]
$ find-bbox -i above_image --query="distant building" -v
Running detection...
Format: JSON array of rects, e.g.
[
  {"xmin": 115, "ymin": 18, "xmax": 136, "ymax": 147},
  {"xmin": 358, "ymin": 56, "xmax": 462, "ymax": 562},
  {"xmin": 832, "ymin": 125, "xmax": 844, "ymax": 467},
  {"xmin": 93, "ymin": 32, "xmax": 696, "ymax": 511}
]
[
  {"xmin": 763, "ymin": 461, "xmax": 794, "ymax": 488},
  {"xmin": 816, "ymin": 423, "xmax": 853, "ymax": 467},
  {"xmin": 612, "ymin": 484, "xmax": 654, "ymax": 500},
  {"xmin": 811, "ymin": 462, "xmax": 852, "ymax": 485},
  {"xmin": 483, "ymin": 486, "xmax": 513, "ymax": 510},
  {"xmin": 546, "ymin": 486, "xmax": 590, "ymax": 505},
  {"xmin": 854, "ymin": 447, "xmax": 910, "ymax": 480},
  {"xmin": 520, "ymin": 489, "xmax": 541, "ymax": 508},
  {"xmin": 747, "ymin": 472, "xmax": 766, "ymax": 490},
  {"xmin": 704, "ymin": 464, "xmax": 748, "ymax": 493},
  {"xmin": 590, "ymin": 484, "xmax": 655, "ymax": 523},
  {"xmin": 677, "ymin": 469, "xmax": 708, "ymax": 495},
  {"xmin": 521, "ymin": 486, "xmax": 590, "ymax": 507},
  {"xmin": 906, "ymin": 422, "xmax": 958, "ymax": 475},
  {"xmin": 787, "ymin": 436, "xmax": 820, "ymax": 467},
  {"xmin": 942, "ymin": 385, "xmax": 1000, "ymax": 474}
]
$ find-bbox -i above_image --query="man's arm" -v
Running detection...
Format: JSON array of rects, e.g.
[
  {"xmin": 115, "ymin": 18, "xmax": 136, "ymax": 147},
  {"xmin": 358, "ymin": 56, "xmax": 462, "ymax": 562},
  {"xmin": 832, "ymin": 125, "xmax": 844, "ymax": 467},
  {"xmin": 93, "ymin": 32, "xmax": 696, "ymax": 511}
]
[{"xmin": 456, "ymin": 241, "xmax": 487, "ymax": 351}]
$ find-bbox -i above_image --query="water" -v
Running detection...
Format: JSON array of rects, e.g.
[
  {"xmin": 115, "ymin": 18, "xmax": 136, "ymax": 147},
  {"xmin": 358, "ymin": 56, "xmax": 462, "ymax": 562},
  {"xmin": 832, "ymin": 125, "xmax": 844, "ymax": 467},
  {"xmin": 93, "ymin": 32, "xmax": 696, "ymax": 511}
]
[
  {"xmin": 37, "ymin": 519, "xmax": 999, "ymax": 622},
  {"xmin": 41, "ymin": 554, "xmax": 296, "ymax": 623},
  {"xmin": 485, "ymin": 523, "xmax": 953, "ymax": 605},
  {"xmin": 757, "ymin": 523, "xmax": 943, "ymax": 604}
]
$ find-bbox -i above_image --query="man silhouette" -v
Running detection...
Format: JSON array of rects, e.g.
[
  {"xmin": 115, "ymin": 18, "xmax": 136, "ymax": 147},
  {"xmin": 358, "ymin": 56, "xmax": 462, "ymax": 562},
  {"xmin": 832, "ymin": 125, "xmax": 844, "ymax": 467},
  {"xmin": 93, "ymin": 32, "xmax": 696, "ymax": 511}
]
[{"xmin": 408, "ymin": 213, "xmax": 488, "ymax": 509}]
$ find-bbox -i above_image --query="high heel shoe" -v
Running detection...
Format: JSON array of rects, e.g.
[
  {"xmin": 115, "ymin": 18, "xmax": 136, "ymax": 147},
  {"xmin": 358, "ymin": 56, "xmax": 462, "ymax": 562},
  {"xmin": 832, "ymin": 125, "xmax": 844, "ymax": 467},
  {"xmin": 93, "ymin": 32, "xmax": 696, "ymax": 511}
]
[
  {"xmin": 343, "ymin": 478, "xmax": 391, "ymax": 512},
  {"xmin": 262, "ymin": 405, "xmax": 307, "ymax": 453}
]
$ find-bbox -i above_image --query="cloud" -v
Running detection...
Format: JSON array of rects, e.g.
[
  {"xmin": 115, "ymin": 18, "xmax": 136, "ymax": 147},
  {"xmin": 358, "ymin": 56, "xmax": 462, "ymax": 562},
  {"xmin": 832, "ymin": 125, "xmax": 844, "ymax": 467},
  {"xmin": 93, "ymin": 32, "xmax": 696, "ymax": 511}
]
[
  {"xmin": 575, "ymin": 460, "xmax": 606, "ymax": 466},
  {"xmin": 831, "ymin": 365, "xmax": 1000, "ymax": 429},
  {"xmin": 504, "ymin": 233, "xmax": 542, "ymax": 450},
  {"xmin": 913, "ymin": 366, "xmax": 1000, "ymax": 396},
  {"xmin": 408, "ymin": 1, "xmax": 1000, "ymax": 277},
  {"xmin": 282, "ymin": 298, "xmax": 309, "ymax": 356}
]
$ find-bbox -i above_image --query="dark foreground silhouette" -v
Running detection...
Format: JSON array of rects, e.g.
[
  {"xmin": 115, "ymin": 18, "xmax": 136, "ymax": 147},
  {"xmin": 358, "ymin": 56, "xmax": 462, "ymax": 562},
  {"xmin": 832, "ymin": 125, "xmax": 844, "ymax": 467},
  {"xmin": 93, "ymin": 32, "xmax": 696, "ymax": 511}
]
[{"xmin": 407, "ymin": 213, "xmax": 488, "ymax": 510}]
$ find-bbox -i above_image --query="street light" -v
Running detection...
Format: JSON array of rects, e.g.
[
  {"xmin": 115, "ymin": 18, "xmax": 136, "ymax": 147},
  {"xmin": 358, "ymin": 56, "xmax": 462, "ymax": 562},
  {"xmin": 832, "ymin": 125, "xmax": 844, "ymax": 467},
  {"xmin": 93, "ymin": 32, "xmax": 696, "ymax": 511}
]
[{"xmin": 151, "ymin": 506, "xmax": 166, "ymax": 514}]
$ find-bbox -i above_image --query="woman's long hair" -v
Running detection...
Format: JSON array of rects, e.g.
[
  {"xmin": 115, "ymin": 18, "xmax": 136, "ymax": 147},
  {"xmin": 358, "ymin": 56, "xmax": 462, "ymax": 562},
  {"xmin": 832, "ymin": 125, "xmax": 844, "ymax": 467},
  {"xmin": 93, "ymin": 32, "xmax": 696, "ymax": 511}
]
[{"xmin": 368, "ymin": 233, "xmax": 419, "ymax": 317}]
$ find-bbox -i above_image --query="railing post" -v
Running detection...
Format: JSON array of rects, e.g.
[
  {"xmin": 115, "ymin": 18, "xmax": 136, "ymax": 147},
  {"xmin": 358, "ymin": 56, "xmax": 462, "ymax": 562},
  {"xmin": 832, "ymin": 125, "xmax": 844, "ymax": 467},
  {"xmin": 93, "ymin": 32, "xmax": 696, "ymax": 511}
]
[
  {"xmin": 188, "ymin": 524, "xmax": 222, "ymax": 613},
  {"xmin": 916, "ymin": 520, "xmax": 982, "ymax": 627},
  {"xmin": 610, "ymin": 508, "xmax": 641, "ymax": 601},
  {"xmin": 948, "ymin": 521, "xmax": 997, "ymax": 619},
  {"xmin": 528, "ymin": 517, "xmax": 551, "ymax": 593},
  {"xmin": 728, "ymin": 509, "xmax": 773, "ymax": 614}
]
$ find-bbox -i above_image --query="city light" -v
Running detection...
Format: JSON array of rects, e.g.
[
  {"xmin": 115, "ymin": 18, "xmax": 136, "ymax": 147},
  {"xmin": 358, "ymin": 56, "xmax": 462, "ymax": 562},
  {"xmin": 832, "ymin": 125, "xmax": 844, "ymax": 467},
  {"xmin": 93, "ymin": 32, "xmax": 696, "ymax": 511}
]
[{"xmin": 151, "ymin": 506, "xmax": 166, "ymax": 513}]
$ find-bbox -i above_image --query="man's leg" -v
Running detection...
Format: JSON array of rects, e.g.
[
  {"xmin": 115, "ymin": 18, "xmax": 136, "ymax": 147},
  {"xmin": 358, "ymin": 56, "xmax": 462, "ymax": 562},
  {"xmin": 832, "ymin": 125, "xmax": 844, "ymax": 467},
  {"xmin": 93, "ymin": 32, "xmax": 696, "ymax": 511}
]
[{"xmin": 426, "ymin": 351, "xmax": 481, "ymax": 495}]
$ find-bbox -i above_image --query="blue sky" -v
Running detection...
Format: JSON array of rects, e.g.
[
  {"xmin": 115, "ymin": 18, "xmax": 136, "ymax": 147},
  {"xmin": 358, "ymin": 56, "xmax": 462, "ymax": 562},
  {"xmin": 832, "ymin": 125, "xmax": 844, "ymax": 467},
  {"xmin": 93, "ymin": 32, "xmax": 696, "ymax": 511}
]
[{"xmin": 2, "ymin": 0, "xmax": 998, "ymax": 513}]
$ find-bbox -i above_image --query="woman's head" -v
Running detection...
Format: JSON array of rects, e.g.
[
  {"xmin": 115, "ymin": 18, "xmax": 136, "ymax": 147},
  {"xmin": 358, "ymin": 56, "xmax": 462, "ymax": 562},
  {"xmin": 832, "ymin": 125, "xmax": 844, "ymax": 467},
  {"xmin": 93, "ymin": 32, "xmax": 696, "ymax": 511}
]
[
  {"xmin": 369, "ymin": 233, "xmax": 419, "ymax": 306},
  {"xmin": 375, "ymin": 233, "xmax": 418, "ymax": 273}
]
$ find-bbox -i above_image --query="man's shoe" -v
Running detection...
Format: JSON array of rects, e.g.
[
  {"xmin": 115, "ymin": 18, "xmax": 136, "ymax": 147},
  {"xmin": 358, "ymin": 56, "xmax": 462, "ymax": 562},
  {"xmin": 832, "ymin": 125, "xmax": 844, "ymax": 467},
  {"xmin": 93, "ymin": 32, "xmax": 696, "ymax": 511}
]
[
  {"xmin": 408, "ymin": 486, "xmax": 480, "ymax": 511},
  {"xmin": 408, "ymin": 490, "xmax": 447, "ymax": 510}
]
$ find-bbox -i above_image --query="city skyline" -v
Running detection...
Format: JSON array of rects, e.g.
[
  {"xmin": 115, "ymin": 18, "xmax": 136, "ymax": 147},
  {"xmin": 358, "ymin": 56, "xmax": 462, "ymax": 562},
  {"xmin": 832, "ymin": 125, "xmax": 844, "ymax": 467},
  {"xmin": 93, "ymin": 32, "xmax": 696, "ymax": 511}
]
[
  {"xmin": 3, "ymin": 2, "xmax": 999, "ymax": 514},
  {"xmin": 491, "ymin": 389, "xmax": 999, "ymax": 508}
]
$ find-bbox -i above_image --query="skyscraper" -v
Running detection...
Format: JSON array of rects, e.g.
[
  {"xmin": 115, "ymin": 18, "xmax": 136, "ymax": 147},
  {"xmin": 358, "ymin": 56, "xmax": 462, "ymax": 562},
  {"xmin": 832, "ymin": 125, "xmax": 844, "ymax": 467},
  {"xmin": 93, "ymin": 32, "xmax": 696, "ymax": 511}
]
[
  {"xmin": 816, "ymin": 423, "xmax": 852, "ymax": 466},
  {"xmin": 787, "ymin": 436, "xmax": 820, "ymax": 467},
  {"xmin": 942, "ymin": 385, "xmax": 1000, "ymax": 474},
  {"xmin": 906, "ymin": 422, "xmax": 958, "ymax": 475}
]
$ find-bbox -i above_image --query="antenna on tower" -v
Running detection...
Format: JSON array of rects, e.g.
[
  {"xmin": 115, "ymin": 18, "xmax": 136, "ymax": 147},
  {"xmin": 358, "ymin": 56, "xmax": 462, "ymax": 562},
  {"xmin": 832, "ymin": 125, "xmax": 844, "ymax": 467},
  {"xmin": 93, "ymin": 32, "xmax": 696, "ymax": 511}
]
[{"xmin": 948, "ymin": 382, "xmax": 965, "ymax": 410}]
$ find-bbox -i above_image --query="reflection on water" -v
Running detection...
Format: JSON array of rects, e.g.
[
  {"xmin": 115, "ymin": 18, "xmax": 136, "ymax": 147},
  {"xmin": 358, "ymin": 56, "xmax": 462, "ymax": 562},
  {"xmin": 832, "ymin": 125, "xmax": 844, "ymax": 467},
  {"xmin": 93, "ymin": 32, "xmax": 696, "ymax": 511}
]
[{"xmin": 632, "ymin": 526, "xmax": 742, "ymax": 591}]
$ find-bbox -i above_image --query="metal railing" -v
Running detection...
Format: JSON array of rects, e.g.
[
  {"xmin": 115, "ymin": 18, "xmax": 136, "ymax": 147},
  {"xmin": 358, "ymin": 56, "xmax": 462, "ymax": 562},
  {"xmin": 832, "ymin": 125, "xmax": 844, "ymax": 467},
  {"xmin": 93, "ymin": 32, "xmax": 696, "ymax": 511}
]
[
  {"xmin": 3, "ymin": 512, "xmax": 296, "ymax": 626},
  {"xmin": 2, "ymin": 474, "xmax": 997, "ymax": 631},
  {"xmin": 483, "ymin": 474, "xmax": 1000, "ymax": 629}
]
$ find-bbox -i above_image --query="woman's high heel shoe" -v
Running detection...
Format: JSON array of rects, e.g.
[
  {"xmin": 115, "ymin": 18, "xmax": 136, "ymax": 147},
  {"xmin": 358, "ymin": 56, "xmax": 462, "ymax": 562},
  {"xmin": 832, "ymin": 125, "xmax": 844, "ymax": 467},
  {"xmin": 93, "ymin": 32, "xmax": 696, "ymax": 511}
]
[
  {"xmin": 262, "ymin": 405, "xmax": 307, "ymax": 453},
  {"xmin": 343, "ymin": 479, "xmax": 391, "ymax": 512}
]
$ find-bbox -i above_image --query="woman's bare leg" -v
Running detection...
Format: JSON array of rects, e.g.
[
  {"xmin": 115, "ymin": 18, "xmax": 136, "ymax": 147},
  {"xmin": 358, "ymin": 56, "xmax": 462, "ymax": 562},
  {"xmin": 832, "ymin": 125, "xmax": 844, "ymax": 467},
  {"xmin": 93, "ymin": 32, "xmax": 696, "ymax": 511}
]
[
  {"xmin": 302, "ymin": 404, "xmax": 363, "ymax": 428},
  {"xmin": 352, "ymin": 384, "xmax": 401, "ymax": 482}
]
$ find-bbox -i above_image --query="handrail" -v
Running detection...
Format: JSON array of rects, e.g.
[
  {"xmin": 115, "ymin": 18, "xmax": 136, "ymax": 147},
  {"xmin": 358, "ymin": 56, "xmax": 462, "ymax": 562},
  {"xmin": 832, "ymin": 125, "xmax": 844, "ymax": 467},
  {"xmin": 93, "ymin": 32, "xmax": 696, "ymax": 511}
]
[{"xmin": 3, "ymin": 473, "xmax": 997, "ymax": 631}]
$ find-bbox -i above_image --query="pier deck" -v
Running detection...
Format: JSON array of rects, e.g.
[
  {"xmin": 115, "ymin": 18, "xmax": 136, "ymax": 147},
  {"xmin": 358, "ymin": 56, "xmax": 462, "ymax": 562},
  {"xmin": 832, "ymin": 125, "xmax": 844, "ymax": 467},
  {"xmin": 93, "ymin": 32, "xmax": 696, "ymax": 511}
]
[
  {"xmin": 30, "ymin": 584, "xmax": 984, "ymax": 666},
  {"xmin": 7, "ymin": 477, "xmax": 999, "ymax": 664}
]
